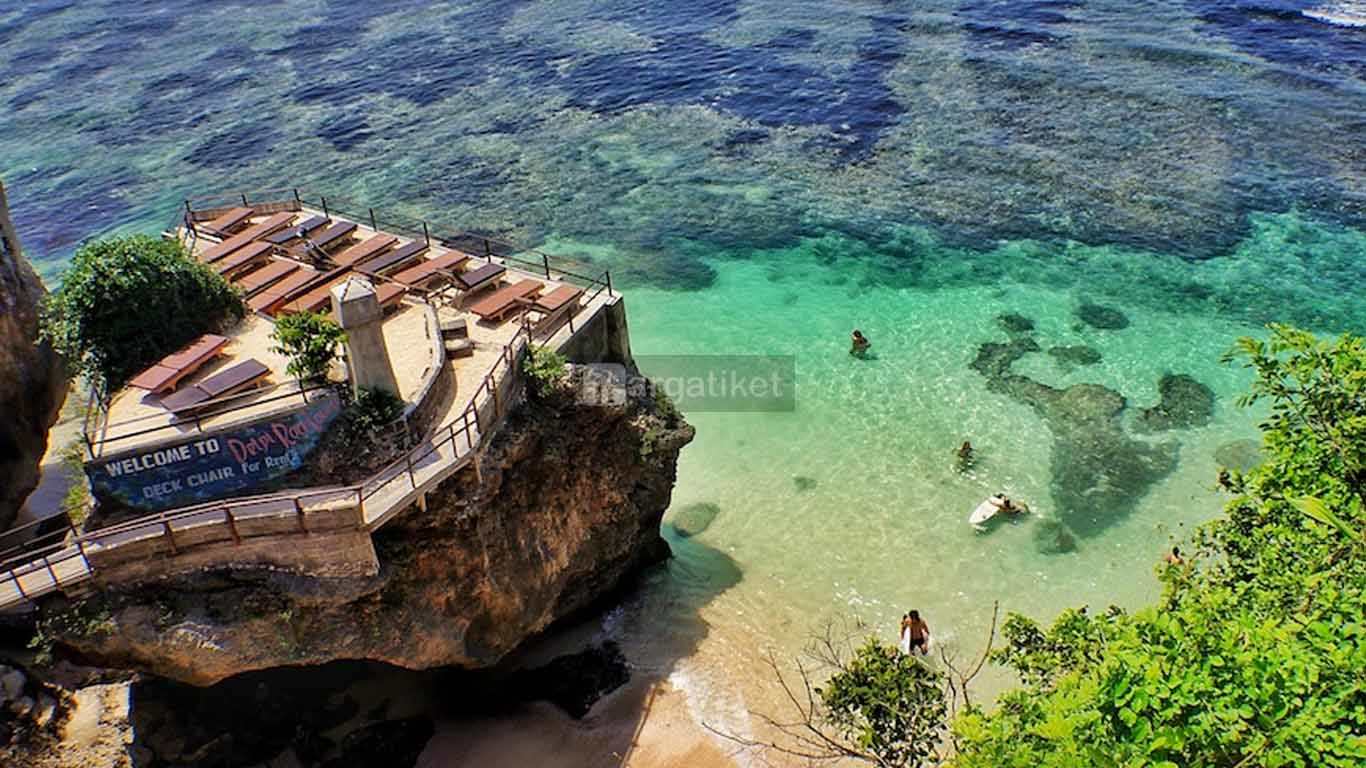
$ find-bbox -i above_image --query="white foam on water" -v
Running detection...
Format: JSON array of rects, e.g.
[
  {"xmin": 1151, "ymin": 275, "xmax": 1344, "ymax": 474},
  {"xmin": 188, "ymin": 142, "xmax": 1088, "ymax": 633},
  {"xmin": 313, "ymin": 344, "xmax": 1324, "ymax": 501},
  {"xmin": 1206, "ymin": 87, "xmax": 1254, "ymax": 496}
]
[{"xmin": 1303, "ymin": 2, "xmax": 1366, "ymax": 27}]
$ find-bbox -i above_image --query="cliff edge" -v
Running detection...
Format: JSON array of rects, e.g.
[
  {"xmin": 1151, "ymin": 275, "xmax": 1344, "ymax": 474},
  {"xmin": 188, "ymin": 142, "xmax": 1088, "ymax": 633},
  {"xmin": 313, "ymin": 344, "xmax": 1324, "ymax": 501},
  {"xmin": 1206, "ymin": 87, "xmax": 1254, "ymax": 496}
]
[
  {"xmin": 0, "ymin": 182, "xmax": 67, "ymax": 531},
  {"xmin": 44, "ymin": 370, "xmax": 693, "ymax": 686}
]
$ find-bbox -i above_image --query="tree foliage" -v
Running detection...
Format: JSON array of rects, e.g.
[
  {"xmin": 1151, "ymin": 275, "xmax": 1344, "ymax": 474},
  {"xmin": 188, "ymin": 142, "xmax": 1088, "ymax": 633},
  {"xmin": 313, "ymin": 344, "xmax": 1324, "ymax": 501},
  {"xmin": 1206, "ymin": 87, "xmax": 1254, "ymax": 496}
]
[
  {"xmin": 40, "ymin": 234, "xmax": 243, "ymax": 391},
  {"xmin": 270, "ymin": 311, "xmax": 346, "ymax": 381},
  {"xmin": 949, "ymin": 325, "xmax": 1366, "ymax": 768},
  {"xmin": 819, "ymin": 639, "xmax": 948, "ymax": 767},
  {"xmin": 524, "ymin": 344, "xmax": 568, "ymax": 398}
]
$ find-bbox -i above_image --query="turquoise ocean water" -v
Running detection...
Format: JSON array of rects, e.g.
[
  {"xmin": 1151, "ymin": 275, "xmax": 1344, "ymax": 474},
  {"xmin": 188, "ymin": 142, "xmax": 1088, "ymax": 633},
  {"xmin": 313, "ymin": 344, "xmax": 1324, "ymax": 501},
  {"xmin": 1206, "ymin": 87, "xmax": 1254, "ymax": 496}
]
[{"xmin": 4, "ymin": 0, "xmax": 1366, "ymax": 729}]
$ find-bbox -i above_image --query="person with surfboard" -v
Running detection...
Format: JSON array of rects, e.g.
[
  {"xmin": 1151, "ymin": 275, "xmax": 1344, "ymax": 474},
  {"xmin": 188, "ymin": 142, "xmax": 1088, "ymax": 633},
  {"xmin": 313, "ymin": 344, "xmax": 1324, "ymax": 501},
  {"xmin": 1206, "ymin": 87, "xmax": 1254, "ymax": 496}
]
[
  {"xmin": 900, "ymin": 610, "xmax": 931, "ymax": 656},
  {"xmin": 969, "ymin": 493, "xmax": 1028, "ymax": 527}
]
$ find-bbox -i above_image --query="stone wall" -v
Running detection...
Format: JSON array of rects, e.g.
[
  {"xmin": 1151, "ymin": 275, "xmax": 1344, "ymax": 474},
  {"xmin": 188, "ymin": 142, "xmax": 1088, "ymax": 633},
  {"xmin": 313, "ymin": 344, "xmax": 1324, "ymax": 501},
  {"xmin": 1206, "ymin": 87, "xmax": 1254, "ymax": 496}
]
[{"xmin": 557, "ymin": 297, "xmax": 634, "ymax": 367}]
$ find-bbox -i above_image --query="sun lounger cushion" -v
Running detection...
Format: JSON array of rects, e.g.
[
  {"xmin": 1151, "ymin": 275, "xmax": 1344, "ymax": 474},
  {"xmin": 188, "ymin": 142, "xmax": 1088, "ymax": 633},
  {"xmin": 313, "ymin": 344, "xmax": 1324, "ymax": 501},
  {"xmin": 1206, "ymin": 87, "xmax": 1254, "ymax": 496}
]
[
  {"xmin": 247, "ymin": 268, "xmax": 325, "ymax": 314},
  {"xmin": 455, "ymin": 262, "xmax": 506, "ymax": 292},
  {"xmin": 161, "ymin": 359, "xmax": 270, "ymax": 414},
  {"xmin": 357, "ymin": 240, "xmax": 426, "ymax": 275},
  {"xmin": 233, "ymin": 260, "xmax": 300, "ymax": 296},
  {"xmin": 264, "ymin": 215, "xmax": 328, "ymax": 245},
  {"xmin": 331, "ymin": 234, "xmax": 397, "ymax": 267},
  {"xmin": 215, "ymin": 241, "xmax": 274, "ymax": 276},
  {"xmin": 390, "ymin": 251, "xmax": 470, "ymax": 288},
  {"xmin": 468, "ymin": 279, "xmax": 543, "ymax": 321},
  {"xmin": 528, "ymin": 285, "xmax": 584, "ymax": 314},
  {"xmin": 128, "ymin": 334, "xmax": 230, "ymax": 393},
  {"xmin": 375, "ymin": 282, "xmax": 407, "ymax": 309},
  {"xmin": 199, "ymin": 207, "xmax": 253, "ymax": 238}
]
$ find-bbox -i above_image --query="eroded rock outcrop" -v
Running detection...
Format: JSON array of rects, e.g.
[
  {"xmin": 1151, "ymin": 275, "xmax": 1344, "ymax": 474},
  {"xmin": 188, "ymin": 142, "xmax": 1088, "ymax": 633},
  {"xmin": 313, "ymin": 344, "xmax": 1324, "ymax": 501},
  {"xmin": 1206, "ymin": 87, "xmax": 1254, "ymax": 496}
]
[
  {"xmin": 44, "ymin": 372, "xmax": 693, "ymax": 686},
  {"xmin": 0, "ymin": 185, "xmax": 67, "ymax": 530}
]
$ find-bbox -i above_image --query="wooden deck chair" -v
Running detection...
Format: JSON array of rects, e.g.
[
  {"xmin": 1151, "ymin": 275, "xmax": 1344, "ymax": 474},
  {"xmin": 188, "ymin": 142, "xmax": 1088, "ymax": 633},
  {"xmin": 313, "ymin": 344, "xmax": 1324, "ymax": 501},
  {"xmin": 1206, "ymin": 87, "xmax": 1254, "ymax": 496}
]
[
  {"xmin": 233, "ymin": 260, "xmax": 300, "ymax": 297},
  {"xmin": 198, "ymin": 207, "xmax": 254, "ymax": 239},
  {"xmin": 389, "ymin": 251, "xmax": 470, "ymax": 291},
  {"xmin": 247, "ymin": 268, "xmax": 325, "ymax": 315},
  {"xmin": 330, "ymin": 234, "xmax": 397, "ymax": 267},
  {"xmin": 161, "ymin": 359, "xmax": 271, "ymax": 414},
  {"xmin": 454, "ymin": 262, "xmax": 506, "ymax": 295},
  {"xmin": 468, "ymin": 279, "xmax": 543, "ymax": 322},
  {"xmin": 214, "ymin": 241, "xmax": 274, "ymax": 277},
  {"xmin": 286, "ymin": 221, "xmax": 358, "ymax": 261},
  {"xmin": 264, "ymin": 215, "xmax": 328, "ymax": 245},
  {"xmin": 127, "ymin": 334, "xmax": 230, "ymax": 394},
  {"xmin": 197, "ymin": 212, "xmax": 294, "ymax": 262},
  {"xmin": 356, "ymin": 239, "xmax": 426, "ymax": 275}
]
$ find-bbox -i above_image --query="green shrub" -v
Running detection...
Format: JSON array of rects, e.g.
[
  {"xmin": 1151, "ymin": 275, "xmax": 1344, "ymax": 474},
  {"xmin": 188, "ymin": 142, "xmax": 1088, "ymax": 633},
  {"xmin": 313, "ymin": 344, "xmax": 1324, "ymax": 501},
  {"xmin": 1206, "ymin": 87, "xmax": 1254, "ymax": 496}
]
[
  {"xmin": 41, "ymin": 235, "xmax": 244, "ymax": 392},
  {"xmin": 525, "ymin": 345, "xmax": 568, "ymax": 398},
  {"xmin": 948, "ymin": 326, "xmax": 1366, "ymax": 768},
  {"xmin": 819, "ymin": 639, "xmax": 948, "ymax": 767},
  {"xmin": 270, "ymin": 311, "xmax": 346, "ymax": 381}
]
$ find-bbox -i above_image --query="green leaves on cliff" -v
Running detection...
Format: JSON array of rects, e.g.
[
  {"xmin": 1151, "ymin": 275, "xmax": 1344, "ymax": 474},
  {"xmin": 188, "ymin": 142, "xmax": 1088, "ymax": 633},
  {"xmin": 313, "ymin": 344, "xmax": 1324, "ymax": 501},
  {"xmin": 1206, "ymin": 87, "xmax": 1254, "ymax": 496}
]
[
  {"xmin": 40, "ymin": 235, "xmax": 243, "ymax": 392},
  {"xmin": 819, "ymin": 640, "xmax": 947, "ymax": 767}
]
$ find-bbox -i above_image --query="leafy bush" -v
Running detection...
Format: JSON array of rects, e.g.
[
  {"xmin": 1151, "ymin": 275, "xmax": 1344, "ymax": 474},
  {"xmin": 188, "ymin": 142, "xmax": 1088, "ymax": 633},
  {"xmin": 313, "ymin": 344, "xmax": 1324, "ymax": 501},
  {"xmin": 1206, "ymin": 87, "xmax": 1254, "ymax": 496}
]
[
  {"xmin": 343, "ymin": 386, "xmax": 404, "ymax": 438},
  {"xmin": 41, "ymin": 235, "xmax": 243, "ymax": 391},
  {"xmin": 948, "ymin": 325, "xmax": 1366, "ymax": 768},
  {"xmin": 819, "ymin": 639, "xmax": 948, "ymax": 767},
  {"xmin": 270, "ymin": 311, "xmax": 346, "ymax": 381},
  {"xmin": 525, "ymin": 345, "xmax": 568, "ymax": 398}
]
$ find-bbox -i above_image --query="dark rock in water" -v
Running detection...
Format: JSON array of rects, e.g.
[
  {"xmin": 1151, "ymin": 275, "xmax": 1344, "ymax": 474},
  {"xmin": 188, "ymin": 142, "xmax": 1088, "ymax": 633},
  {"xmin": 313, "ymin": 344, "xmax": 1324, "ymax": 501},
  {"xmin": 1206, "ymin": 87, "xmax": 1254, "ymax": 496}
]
[
  {"xmin": 970, "ymin": 334, "xmax": 1178, "ymax": 539},
  {"xmin": 507, "ymin": 642, "xmax": 630, "ymax": 719},
  {"xmin": 1048, "ymin": 344, "xmax": 1102, "ymax": 369},
  {"xmin": 969, "ymin": 335, "xmax": 1041, "ymax": 378},
  {"xmin": 793, "ymin": 476, "xmax": 818, "ymax": 492},
  {"xmin": 1136, "ymin": 373, "xmax": 1215, "ymax": 432},
  {"xmin": 1033, "ymin": 518, "xmax": 1077, "ymax": 555},
  {"xmin": 321, "ymin": 716, "xmax": 434, "ymax": 768},
  {"xmin": 1215, "ymin": 438, "xmax": 1265, "ymax": 472},
  {"xmin": 669, "ymin": 502, "xmax": 720, "ymax": 538},
  {"xmin": 997, "ymin": 312, "xmax": 1035, "ymax": 334},
  {"xmin": 1076, "ymin": 302, "xmax": 1129, "ymax": 330}
]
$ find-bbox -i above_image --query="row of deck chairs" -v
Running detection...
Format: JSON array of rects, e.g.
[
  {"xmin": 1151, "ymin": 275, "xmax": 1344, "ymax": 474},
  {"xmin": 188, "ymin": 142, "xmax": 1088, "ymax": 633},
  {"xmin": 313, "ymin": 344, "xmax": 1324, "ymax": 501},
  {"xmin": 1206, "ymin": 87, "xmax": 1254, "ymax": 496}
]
[
  {"xmin": 127, "ymin": 334, "xmax": 272, "ymax": 415},
  {"xmin": 195, "ymin": 208, "xmax": 584, "ymax": 329}
]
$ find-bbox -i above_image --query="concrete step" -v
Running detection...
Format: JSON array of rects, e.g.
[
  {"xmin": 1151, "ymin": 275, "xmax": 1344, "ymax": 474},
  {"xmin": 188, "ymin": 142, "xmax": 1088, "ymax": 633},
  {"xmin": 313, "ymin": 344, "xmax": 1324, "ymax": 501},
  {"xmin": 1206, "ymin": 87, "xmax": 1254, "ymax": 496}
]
[
  {"xmin": 439, "ymin": 316, "xmax": 469, "ymax": 340},
  {"xmin": 444, "ymin": 338, "xmax": 476, "ymax": 358}
]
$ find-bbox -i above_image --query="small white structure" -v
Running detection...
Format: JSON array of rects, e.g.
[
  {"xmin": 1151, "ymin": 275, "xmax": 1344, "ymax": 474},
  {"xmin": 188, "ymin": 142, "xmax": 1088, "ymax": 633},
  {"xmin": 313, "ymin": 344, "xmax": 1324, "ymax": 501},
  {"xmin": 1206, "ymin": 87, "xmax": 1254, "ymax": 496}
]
[{"xmin": 331, "ymin": 276, "xmax": 400, "ymax": 398}]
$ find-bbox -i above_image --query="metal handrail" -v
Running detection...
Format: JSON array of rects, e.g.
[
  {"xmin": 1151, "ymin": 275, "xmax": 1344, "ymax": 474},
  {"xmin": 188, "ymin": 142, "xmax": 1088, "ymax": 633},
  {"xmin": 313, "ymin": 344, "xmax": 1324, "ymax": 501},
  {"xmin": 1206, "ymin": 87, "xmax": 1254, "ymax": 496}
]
[{"xmin": 359, "ymin": 325, "xmax": 530, "ymax": 504}]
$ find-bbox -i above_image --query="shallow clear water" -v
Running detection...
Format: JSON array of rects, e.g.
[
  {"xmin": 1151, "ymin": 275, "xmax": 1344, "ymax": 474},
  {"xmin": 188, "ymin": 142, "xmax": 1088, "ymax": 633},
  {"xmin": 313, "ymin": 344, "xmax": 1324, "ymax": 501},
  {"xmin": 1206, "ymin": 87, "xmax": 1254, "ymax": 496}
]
[{"xmin": 4, "ymin": 0, "xmax": 1366, "ymax": 734}]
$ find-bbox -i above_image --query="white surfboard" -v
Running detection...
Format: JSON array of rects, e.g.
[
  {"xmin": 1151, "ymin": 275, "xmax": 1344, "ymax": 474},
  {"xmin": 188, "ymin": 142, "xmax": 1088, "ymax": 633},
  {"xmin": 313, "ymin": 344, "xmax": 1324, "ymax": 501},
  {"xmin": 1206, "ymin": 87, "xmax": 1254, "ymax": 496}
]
[{"xmin": 970, "ymin": 499, "xmax": 999, "ymax": 526}]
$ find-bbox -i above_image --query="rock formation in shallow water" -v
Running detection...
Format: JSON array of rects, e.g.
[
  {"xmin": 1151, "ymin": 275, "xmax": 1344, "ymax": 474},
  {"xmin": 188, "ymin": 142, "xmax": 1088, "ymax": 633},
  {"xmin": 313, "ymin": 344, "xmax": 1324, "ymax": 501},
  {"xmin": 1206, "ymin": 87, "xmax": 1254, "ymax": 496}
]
[
  {"xmin": 43, "ymin": 375, "xmax": 693, "ymax": 686},
  {"xmin": 1135, "ymin": 373, "xmax": 1215, "ymax": 432},
  {"xmin": 668, "ymin": 502, "xmax": 719, "ymax": 538},
  {"xmin": 1076, "ymin": 301, "xmax": 1130, "ymax": 330},
  {"xmin": 970, "ymin": 320, "xmax": 1178, "ymax": 541},
  {"xmin": 1048, "ymin": 344, "xmax": 1102, "ymax": 369},
  {"xmin": 0, "ymin": 186, "xmax": 67, "ymax": 530}
]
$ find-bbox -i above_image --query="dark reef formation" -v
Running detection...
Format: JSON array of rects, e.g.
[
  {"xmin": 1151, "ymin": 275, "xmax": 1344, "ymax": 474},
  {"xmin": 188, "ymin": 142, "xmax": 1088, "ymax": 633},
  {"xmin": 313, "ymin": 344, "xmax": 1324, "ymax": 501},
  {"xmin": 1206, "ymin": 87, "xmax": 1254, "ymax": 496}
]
[
  {"xmin": 997, "ymin": 312, "xmax": 1035, "ymax": 334},
  {"xmin": 1076, "ymin": 302, "xmax": 1130, "ymax": 330},
  {"xmin": 1048, "ymin": 344, "xmax": 1102, "ymax": 370},
  {"xmin": 1135, "ymin": 373, "xmax": 1216, "ymax": 433},
  {"xmin": 970, "ymin": 317, "xmax": 1186, "ymax": 542}
]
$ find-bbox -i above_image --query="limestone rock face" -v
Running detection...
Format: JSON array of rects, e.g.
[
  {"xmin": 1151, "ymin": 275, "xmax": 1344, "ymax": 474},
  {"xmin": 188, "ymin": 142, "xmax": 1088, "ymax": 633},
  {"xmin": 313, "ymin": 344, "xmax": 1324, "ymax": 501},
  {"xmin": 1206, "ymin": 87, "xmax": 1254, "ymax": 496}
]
[
  {"xmin": 48, "ymin": 380, "xmax": 693, "ymax": 686},
  {"xmin": 0, "ymin": 216, "xmax": 67, "ymax": 530}
]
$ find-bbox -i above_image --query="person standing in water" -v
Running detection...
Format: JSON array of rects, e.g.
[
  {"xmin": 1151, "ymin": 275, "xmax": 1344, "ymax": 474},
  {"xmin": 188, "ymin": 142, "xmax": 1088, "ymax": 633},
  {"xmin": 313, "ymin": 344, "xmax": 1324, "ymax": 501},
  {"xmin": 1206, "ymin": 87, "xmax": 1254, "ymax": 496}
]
[
  {"xmin": 850, "ymin": 329, "xmax": 871, "ymax": 358},
  {"xmin": 900, "ymin": 610, "xmax": 931, "ymax": 656},
  {"xmin": 955, "ymin": 440, "xmax": 975, "ymax": 472}
]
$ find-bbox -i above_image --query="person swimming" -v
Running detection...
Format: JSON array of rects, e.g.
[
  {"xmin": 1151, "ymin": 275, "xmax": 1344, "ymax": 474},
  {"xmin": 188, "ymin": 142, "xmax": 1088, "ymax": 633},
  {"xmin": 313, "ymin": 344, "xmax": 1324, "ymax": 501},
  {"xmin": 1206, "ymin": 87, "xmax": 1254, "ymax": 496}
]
[
  {"xmin": 1165, "ymin": 546, "xmax": 1184, "ymax": 566},
  {"xmin": 850, "ymin": 329, "xmax": 871, "ymax": 358}
]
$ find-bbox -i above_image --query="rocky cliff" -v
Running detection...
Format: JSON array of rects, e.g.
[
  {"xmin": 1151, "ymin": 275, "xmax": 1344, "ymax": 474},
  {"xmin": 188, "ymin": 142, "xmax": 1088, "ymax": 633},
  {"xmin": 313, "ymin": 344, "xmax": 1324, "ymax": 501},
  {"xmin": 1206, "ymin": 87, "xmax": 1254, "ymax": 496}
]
[
  {"xmin": 0, "ymin": 183, "xmax": 67, "ymax": 531},
  {"xmin": 43, "ymin": 371, "xmax": 693, "ymax": 686}
]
